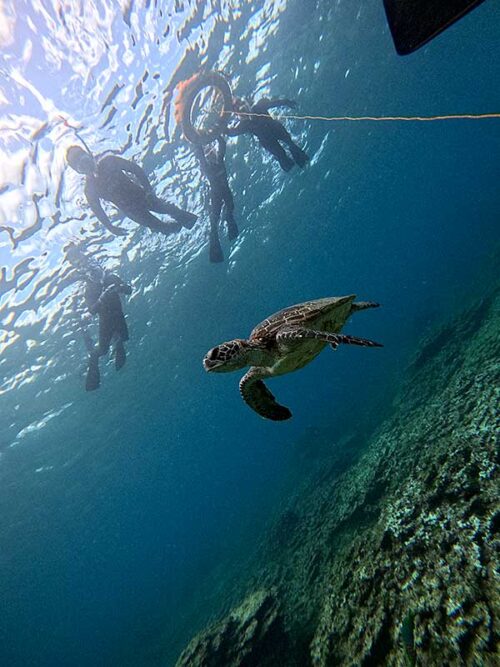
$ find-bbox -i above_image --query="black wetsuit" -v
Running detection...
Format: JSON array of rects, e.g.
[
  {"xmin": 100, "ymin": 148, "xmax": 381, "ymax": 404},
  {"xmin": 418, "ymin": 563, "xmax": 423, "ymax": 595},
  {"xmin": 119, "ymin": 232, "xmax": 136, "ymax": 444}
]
[
  {"xmin": 83, "ymin": 270, "xmax": 132, "ymax": 391},
  {"xmin": 84, "ymin": 154, "xmax": 197, "ymax": 236},
  {"xmin": 196, "ymin": 138, "xmax": 238, "ymax": 263},
  {"xmin": 226, "ymin": 98, "xmax": 309, "ymax": 172}
]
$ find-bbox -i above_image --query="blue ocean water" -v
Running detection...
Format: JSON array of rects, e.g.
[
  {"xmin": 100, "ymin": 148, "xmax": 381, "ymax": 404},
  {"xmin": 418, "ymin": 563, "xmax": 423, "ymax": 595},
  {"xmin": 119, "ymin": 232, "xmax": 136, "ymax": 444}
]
[{"xmin": 0, "ymin": 1, "xmax": 499, "ymax": 665}]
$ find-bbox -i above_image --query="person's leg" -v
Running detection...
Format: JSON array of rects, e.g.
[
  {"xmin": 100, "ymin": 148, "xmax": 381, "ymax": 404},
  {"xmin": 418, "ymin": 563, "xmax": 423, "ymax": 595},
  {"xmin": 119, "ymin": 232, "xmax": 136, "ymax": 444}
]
[
  {"xmin": 115, "ymin": 312, "xmax": 129, "ymax": 343},
  {"xmin": 285, "ymin": 140, "xmax": 309, "ymax": 168},
  {"xmin": 85, "ymin": 318, "xmax": 112, "ymax": 391},
  {"xmin": 273, "ymin": 123, "xmax": 309, "ymax": 168},
  {"xmin": 209, "ymin": 194, "xmax": 224, "ymax": 263},
  {"xmin": 126, "ymin": 207, "xmax": 182, "ymax": 236},
  {"xmin": 147, "ymin": 193, "xmax": 197, "ymax": 229},
  {"xmin": 113, "ymin": 311, "xmax": 128, "ymax": 370},
  {"xmin": 98, "ymin": 317, "xmax": 113, "ymax": 357},
  {"xmin": 223, "ymin": 188, "xmax": 238, "ymax": 241},
  {"xmin": 82, "ymin": 329, "xmax": 95, "ymax": 353},
  {"xmin": 258, "ymin": 136, "xmax": 294, "ymax": 171},
  {"xmin": 271, "ymin": 121, "xmax": 293, "ymax": 143},
  {"xmin": 114, "ymin": 338, "xmax": 126, "ymax": 370}
]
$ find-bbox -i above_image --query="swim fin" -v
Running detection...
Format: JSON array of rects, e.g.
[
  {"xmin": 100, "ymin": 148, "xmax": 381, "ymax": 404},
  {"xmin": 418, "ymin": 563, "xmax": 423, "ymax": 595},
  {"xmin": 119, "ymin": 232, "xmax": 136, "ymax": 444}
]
[
  {"xmin": 289, "ymin": 144, "xmax": 309, "ymax": 168},
  {"xmin": 115, "ymin": 340, "xmax": 126, "ymax": 370},
  {"xmin": 85, "ymin": 353, "xmax": 100, "ymax": 391},
  {"xmin": 226, "ymin": 215, "xmax": 239, "ymax": 241},
  {"xmin": 383, "ymin": 0, "xmax": 486, "ymax": 55},
  {"xmin": 209, "ymin": 235, "xmax": 224, "ymax": 263},
  {"xmin": 278, "ymin": 154, "xmax": 295, "ymax": 172},
  {"xmin": 177, "ymin": 210, "xmax": 198, "ymax": 230}
]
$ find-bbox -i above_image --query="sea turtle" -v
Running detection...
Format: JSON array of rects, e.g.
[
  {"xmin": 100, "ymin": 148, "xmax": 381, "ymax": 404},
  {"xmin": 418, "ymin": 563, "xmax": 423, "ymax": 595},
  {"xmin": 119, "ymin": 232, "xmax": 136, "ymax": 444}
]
[{"xmin": 203, "ymin": 295, "xmax": 382, "ymax": 421}]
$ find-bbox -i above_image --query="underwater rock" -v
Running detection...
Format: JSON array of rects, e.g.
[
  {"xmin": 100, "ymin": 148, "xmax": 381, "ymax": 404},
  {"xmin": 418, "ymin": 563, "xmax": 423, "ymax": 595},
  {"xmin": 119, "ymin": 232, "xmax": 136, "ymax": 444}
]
[
  {"xmin": 176, "ymin": 290, "xmax": 499, "ymax": 666},
  {"xmin": 309, "ymin": 292, "xmax": 500, "ymax": 666},
  {"xmin": 175, "ymin": 590, "xmax": 288, "ymax": 667},
  {"xmin": 268, "ymin": 509, "xmax": 301, "ymax": 550}
]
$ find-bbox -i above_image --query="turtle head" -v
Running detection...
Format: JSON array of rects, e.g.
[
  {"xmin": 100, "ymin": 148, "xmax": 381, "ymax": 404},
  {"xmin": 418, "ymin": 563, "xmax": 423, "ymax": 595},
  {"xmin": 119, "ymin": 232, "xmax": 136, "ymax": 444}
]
[{"xmin": 203, "ymin": 339, "xmax": 250, "ymax": 373}]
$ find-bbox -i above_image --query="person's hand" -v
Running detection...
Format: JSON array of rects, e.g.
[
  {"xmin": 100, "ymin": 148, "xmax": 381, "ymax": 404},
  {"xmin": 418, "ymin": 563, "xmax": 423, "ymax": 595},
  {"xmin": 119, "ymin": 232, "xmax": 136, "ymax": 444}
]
[{"xmin": 96, "ymin": 285, "xmax": 118, "ymax": 309}]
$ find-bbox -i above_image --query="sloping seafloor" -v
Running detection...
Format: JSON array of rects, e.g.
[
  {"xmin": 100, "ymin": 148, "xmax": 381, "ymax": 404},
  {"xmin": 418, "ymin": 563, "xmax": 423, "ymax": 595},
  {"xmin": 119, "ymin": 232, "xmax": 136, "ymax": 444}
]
[{"xmin": 172, "ymin": 268, "xmax": 499, "ymax": 666}]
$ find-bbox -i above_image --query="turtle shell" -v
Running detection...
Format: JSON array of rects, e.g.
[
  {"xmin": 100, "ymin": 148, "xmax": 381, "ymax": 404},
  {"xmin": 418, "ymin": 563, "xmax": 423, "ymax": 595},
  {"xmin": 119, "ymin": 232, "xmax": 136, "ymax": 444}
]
[{"xmin": 249, "ymin": 295, "xmax": 356, "ymax": 340}]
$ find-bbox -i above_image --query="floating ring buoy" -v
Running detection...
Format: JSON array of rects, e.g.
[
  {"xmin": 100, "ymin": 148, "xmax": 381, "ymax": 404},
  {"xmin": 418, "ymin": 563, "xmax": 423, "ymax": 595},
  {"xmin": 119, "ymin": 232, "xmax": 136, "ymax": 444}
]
[{"xmin": 175, "ymin": 71, "xmax": 233, "ymax": 145}]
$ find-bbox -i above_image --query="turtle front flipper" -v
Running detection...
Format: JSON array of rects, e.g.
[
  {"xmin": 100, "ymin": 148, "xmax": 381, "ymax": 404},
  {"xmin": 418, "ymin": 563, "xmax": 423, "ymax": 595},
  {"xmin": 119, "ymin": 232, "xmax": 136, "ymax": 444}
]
[
  {"xmin": 239, "ymin": 368, "xmax": 292, "ymax": 421},
  {"xmin": 276, "ymin": 326, "xmax": 383, "ymax": 348}
]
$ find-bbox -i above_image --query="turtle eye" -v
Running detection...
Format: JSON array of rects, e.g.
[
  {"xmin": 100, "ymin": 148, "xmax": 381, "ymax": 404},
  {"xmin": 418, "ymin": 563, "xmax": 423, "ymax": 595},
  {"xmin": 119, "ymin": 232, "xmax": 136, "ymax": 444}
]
[{"xmin": 209, "ymin": 347, "xmax": 219, "ymax": 360}]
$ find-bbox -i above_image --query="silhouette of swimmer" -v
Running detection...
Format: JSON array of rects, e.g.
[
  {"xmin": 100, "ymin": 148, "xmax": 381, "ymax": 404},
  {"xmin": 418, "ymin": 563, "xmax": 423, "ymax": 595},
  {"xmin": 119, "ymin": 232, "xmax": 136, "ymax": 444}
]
[
  {"xmin": 226, "ymin": 97, "xmax": 309, "ymax": 172},
  {"xmin": 195, "ymin": 137, "xmax": 238, "ymax": 263},
  {"xmin": 66, "ymin": 146, "xmax": 197, "ymax": 237},
  {"xmin": 67, "ymin": 245, "xmax": 131, "ymax": 391}
]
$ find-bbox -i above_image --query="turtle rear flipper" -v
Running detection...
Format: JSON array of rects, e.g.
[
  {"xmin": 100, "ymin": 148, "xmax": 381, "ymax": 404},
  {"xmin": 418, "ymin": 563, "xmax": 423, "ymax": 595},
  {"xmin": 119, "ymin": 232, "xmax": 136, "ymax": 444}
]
[
  {"xmin": 351, "ymin": 301, "xmax": 380, "ymax": 312},
  {"xmin": 240, "ymin": 370, "xmax": 291, "ymax": 421},
  {"xmin": 334, "ymin": 333, "xmax": 383, "ymax": 348}
]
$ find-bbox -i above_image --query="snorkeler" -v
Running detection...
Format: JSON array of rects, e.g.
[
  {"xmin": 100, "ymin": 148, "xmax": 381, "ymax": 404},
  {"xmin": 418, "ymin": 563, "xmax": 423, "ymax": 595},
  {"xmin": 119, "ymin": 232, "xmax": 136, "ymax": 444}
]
[
  {"xmin": 66, "ymin": 146, "xmax": 197, "ymax": 237},
  {"xmin": 67, "ymin": 244, "xmax": 131, "ymax": 391},
  {"xmin": 194, "ymin": 137, "xmax": 238, "ymax": 263},
  {"xmin": 226, "ymin": 97, "xmax": 309, "ymax": 172}
]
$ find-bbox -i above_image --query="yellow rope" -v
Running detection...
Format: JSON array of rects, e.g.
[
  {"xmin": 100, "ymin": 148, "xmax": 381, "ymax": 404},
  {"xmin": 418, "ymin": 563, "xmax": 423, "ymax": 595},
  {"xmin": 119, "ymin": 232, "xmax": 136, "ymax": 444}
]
[{"xmin": 230, "ymin": 111, "xmax": 500, "ymax": 122}]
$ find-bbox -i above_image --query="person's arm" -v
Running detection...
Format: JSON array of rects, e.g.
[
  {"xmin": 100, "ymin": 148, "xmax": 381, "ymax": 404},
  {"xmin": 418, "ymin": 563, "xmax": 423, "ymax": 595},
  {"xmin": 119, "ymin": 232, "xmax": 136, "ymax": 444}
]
[
  {"xmin": 254, "ymin": 98, "xmax": 297, "ymax": 112},
  {"xmin": 87, "ymin": 283, "xmax": 118, "ymax": 314},
  {"xmin": 84, "ymin": 181, "xmax": 127, "ymax": 237},
  {"xmin": 108, "ymin": 155, "xmax": 151, "ymax": 191}
]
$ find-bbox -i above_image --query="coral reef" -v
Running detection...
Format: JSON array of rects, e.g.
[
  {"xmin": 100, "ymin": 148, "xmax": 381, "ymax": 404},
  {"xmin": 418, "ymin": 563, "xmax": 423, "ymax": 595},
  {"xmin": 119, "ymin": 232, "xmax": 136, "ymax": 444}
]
[
  {"xmin": 175, "ymin": 590, "xmax": 290, "ymax": 667},
  {"xmin": 176, "ymin": 291, "xmax": 499, "ymax": 666}
]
